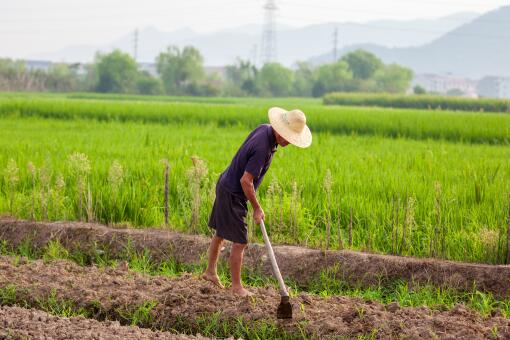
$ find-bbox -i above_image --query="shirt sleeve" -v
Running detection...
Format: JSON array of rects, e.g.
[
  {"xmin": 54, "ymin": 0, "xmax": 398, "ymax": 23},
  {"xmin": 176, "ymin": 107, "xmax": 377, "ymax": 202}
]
[{"xmin": 244, "ymin": 146, "xmax": 266, "ymax": 179}]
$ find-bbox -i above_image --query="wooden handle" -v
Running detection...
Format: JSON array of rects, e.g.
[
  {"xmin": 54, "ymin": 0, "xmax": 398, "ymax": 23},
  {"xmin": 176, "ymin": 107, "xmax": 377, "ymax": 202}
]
[{"xmin": 260, "ymin": 220, "xmax": 289, "ymax": 297}]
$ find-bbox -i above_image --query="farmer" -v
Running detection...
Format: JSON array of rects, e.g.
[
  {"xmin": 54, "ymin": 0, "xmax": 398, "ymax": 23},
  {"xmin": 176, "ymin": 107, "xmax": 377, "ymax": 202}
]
[{"xmin": 202, "ymin": 107, "xmax": 312, "ymax": 296}]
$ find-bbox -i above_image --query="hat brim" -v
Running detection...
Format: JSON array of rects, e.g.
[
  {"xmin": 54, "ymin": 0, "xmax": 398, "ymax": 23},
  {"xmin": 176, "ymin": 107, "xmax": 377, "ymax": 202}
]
[{"xmin": 268, "ymin": 107, "xmax": 312, "ymax": 148}]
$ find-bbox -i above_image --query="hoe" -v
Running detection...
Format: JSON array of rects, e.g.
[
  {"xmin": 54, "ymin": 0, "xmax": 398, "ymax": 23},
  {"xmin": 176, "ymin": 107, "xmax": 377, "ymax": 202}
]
[{"xmin": 260, "ymin": 220, "xmax": 293, "ymax": 319}]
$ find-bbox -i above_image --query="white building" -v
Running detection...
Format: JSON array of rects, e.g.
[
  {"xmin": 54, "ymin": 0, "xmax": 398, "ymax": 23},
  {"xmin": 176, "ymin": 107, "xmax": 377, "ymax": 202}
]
[
  {"xmin": 477, "ymin": 76, "xmax": 510, "ymax": 99},
  {"xmin": 412, "ymin": 73, "xmax": 478, "ymax": 98}
]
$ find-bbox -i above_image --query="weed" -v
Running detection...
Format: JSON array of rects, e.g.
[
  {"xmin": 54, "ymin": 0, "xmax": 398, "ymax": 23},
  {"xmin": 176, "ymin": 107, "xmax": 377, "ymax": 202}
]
[
  {"xmin": 4, "ymin": 158, "xmax": 19, "ymax": 214},
  {"xmin": 118, "ymin": 300, "xmax": 158, "ymax": 326},
  {"xmin": 0, "ymin": 284, "xmax": 17, "ymax": 305},
  {"xmin": 35, "ymin": 290, "xmax": 89, "ymax": 318},
  {"xmin": 43, "ymin": 240, "xmax": 69, "ymax": 262},
  {"xmin": 16, "ymin": 237, "xmax": 38, "ymax": 259}
]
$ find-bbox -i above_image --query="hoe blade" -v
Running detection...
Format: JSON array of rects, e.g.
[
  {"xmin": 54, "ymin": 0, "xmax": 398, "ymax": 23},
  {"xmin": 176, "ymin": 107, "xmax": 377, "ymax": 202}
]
[{"xmin": 276, "ymin": 296, "xmax": 293, "ymax": 319}]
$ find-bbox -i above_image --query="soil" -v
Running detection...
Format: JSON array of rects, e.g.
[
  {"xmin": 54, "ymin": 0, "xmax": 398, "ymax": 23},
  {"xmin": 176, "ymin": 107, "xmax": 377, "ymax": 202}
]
[
  {"xmin": 2, "ymin": 218, "xmax": 510, "ymax": 297},
  {"xmin": 1, "ymin": 255, "xmax": 509, "ymax": 339},
  {"xmin": 0, "ymin": 305, "xmax": 206, "ymax": 340}
]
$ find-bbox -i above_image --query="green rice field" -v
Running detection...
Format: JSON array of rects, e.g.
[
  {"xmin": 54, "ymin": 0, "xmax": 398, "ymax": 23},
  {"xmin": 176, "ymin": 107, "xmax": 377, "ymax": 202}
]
[{"xmin": 1, "ymin": 92, "xmax": 509, "ymax": 264}]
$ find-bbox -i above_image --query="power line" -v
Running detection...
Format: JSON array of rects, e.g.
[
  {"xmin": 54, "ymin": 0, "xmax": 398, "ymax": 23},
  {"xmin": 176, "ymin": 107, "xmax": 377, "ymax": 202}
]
[
  {"xmin": 277, "ymin": 13, "xmax": 510, "ymax": 40},
  {"xmin": 279, "ymin": 1, "xmax": 510, "ymax": 24}
]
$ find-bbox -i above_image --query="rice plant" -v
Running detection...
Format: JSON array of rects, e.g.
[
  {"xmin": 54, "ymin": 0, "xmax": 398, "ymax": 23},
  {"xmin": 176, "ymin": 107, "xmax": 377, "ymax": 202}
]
[{"xmin": 1, "ymin": 94, "xmax": 509, "ymax": 263}]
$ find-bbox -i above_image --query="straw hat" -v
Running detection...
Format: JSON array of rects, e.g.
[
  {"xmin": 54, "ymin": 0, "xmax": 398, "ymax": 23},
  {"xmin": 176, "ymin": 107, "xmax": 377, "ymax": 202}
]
[{"xmin": 268, "ymin": 107, "xmax": 312, "ymax": 148}]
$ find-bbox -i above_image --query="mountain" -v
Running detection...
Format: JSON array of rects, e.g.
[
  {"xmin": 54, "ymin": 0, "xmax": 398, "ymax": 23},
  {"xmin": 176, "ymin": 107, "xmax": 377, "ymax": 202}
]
[
  {"xmin": 30, "ymin": 12, "xmax": 478, "ymax": 66},
  {"xmin": 310, "ymin": 6, "xmax": 510, "ymax": 78}
]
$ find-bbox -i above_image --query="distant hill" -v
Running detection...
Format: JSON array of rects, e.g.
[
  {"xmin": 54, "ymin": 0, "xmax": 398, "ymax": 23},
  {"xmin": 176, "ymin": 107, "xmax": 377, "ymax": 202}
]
[
  {"xmin": 310, "ymin": 6, "xmax": 510, "ymax": 78},
  {"xmin": 30, "ymin": 12, "xmax": 477, "ymax": 66}
]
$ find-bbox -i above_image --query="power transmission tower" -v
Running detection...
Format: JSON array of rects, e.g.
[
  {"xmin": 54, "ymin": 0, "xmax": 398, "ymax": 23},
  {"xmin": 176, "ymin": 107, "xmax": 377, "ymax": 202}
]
[
  {"xmin": 333, "ymin": 27, "xmax": 338, "ymax": 61},
  {"xmin": 261, "ymin": 0, "xmax": 278, "ymax": 65},
  {"xmin": 250, "ymin": 44, "xmax": 258, "ymax": 66},
  {"xmin": 133, "ymin": 29, "xmax": 139, "ymax": 61}
]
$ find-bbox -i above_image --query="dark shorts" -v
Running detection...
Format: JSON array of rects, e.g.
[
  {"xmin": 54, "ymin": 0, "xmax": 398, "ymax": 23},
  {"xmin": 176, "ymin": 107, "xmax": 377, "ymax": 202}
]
[{"xmin": 208, "ymin": 183, "xmax": 248, "ymax": 244}]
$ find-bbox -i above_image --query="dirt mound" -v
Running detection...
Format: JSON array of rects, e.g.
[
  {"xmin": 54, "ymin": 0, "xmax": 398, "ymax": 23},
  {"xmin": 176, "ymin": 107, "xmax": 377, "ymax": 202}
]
[
  {"xmin": 2, "ymin": 218, "xmax": 510, "ymax": 297},
  {"xmin": 0, "ymin": 255, "xmax": 509, "ymax": 339},
  {"xmin": 0, "ymin": 305, "xmax": 205, "ymax": 340}
]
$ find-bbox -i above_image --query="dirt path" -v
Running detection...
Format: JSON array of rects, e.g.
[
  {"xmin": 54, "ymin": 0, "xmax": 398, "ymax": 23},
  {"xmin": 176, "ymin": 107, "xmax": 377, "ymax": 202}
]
[
  {"xmin": 0, "ymin": 305, "xmax": 206, "ymax": 340},
  {"xmin": 0, "ymin": 256, "xmax": 509, "ymax": 339},
  {"xmin": 2, "ymin": 218, "xmax": 510, "ymax": 297}
]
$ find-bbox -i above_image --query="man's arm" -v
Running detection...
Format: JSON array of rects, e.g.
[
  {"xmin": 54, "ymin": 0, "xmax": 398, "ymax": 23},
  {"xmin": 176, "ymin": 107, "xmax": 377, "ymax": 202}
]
[{"xmin": 240, "ymin": 171, "xmax": 265, "ymax": 224}]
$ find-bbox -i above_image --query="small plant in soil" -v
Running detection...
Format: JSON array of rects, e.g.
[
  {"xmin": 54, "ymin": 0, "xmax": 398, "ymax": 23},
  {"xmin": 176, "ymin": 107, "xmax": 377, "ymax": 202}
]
[
  {"xmin": 0, "ymin": 240, "xmax": 8, "ymax": 255},
  {"xmin": 36, "ymin": 290, "xmax": 89, "ymax": 318},
  {"xmin": 108, "ymin": 159, "xmax": 124, "ymax": 223},
  {"xmin": 67, "ymin": 152, "xmax": 91, "ymax": 221},
  {"xmin": 43, "ymin": 240, "xmax": 70, "ymax": 263},
  {"xmin": 117, "ymin": 300, "xmax": 158, "ymax": 327},
  {"xmin": 185, "ymin": 156, "xmax": 208, "ymax": 233},
  {"xmin": 0, "ymin": 284, "xmax": 17, "ymax": 305},
  {"xmin": 4, "ymin": 158, "xmax": 19, "ymax": 215},
  {"xmin": 16, "ymin": 238, "xmax": 39, "ymax": 260}
]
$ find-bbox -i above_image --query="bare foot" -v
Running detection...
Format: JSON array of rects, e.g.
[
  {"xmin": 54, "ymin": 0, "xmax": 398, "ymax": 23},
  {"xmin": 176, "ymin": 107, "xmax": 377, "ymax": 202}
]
[
  {"xmin": 230, "ymin": 286, "xmax": 254, "ymax": 297},
  {"xmin": 201, "ymin": 272, "xmax": 224, "ymax": 288}
]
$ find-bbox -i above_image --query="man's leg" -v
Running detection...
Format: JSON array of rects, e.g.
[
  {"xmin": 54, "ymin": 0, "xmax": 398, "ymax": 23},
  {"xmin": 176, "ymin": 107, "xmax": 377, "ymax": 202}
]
[
  {"xmin": 229, "ymin": 242, "xmax": 253, "ymax": 296},
  {"xmin": 202, "ymin": 235, "xmax": 224, "ymax": 288}
]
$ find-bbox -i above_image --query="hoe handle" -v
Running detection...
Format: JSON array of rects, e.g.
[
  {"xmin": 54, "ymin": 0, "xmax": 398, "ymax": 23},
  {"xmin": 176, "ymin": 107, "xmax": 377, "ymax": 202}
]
[{"xmin": 260, "ymin": 220, "xmax": 289, "ymax": 297}]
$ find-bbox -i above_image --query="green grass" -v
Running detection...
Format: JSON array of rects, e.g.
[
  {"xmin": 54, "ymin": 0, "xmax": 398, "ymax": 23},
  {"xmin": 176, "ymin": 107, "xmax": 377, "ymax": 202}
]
[
  {"xmin": 324, "ymin": 92, "xmax": 510, "ymax": 113},
  {"xmin": 1, "ymin": 85, "xmax": 509, "ymax": 338},
  {"xmin": 0, "ymin": 284, "xmax": 17, "ymax": 305},
  {"xmin": 307, "ymin": 265, "xmax": 510, "ymax": 318},
  {"xmin": 35, "ymin": 290, "xmax": 90, "ymax": 318},
  {"xmin": 1, "ymin": 95, "xmax": 509, "ymax": 144},
  {"xmin": 0, "ymin": 284, "xmax": 89, "ymax": 318},
  {"xmin": 2, "ymin": 239, "xmax": 510, "ymax": 318},
  {"xmin": 117, "ymin": 300, "xmax": 159, "ymax": 327},
  {"xmin": 1, "ymin": 113, "xmax": 509, "ymax": 263},
  {"xmin": 0, "ymin": 281, "xmax": 305, "ymax": 339},
  {"xmin": 190, "ymin": 313, "xmax": 310, "ymax": 339}
]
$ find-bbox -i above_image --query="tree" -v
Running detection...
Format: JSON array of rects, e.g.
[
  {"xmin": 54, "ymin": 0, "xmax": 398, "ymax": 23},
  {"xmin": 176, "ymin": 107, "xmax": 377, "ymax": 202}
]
[
  {"xmin": 0, "ymin": 58, "xmax": 27, "ymax": 91},
  {"xmin": 136, "ymin": 71, "xmax": 164, "ymax": 95},
  {"xmin": 45, "ymin": 63, "xmax": 79, "ymax": 92},
  {"xmin": 312, "ymin": 60, "xmax": 352, "ymax": 97},
  {"xmin": 224, "ymin": 59, "xmax": 257, "ymax": 96},
  {"xmin": 413, "ymin": 85, "xmax": 427, "ymax": 95},
  {"xmin": 94, "ymin": 50, "xmax": 139, "ymax": 93},
  {"xmin": 0, "ymin": 58, "xmax": 49, "ymax": 91},
  {"xmin": 342, "ymin": 49, "xmax": 383, "ymax": 80},
  {"xmin": 256, "ymin": 63, "xmax": 293, "ymax": 97},
  {"xmin": 446, "ymin": 88, "xmax": 464, "ymax": 97},
  {"xmin": 374, "ymin": 64, "xmax": 413, "ymax": 93},
  {"xmin": 156, "ymin": 46, "xmax": 205, "ymax": 95},
  {"xmin": 186, "ymin": 74, "xmax": 222, "ymax": 96},
  {"xmin": 292, "ymin": 62, "xmax": 315, "ymax": 97}
]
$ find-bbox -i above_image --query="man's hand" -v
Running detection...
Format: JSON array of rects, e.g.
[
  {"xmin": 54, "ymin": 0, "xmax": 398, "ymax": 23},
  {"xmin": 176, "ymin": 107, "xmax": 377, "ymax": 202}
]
[
  {"xmin": 253, "ymin": 206, "xmax": 265, "ymax": 224},
  {"xmin": 240, "ymin": 171, "xmax": 265, "ymax": 224}
]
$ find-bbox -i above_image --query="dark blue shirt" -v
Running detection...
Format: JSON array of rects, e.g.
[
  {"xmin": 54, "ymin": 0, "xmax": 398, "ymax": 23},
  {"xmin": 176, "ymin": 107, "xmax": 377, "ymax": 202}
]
[{"xmin": 219, "ymin": 124, "xmax": 277, "ymax": 198}]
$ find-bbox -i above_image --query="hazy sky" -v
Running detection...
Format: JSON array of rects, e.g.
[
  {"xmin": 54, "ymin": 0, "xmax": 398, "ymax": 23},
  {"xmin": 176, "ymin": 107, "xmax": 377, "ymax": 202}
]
[{"xmin": 2, "ymin": 0, "xmax": 510, "ymax": 58}]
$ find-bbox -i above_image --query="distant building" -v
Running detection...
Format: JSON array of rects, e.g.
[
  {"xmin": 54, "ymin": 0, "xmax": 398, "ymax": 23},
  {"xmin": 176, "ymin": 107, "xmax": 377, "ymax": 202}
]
[
  {"xmin": 25, "ymin": 60, "xmax": 52, "ymax": 72},
  {"xmin": 139, "ymin": 62, "xmax": 158, "ymax": 77},
  {"xmin": 477, "ymin": 76, "xmax": 510, "ymax": 99},
  {"xmin": 412, "ymin": 73, "xmax": 478, "ymax": 98},
  {"xmin": 25, "ymin": 60, "xmax": 88, "ymax": 75},
  {"xmin": 204, "ymin": 66, "xmax": 227, "ymax": 80}
]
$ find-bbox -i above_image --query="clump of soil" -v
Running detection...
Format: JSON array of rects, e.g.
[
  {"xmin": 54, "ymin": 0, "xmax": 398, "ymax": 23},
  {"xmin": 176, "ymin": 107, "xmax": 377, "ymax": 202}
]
[
  {"xmin": 2, "ymin": 218, "xmax": 510, "ymax": 297},
  {"xmin": 0, "ymin": 305, "xmax": 206, "ymax": 340},
  {"xmin": 0, "ymin": 255, "xmax": 509, "ymax": 339}
]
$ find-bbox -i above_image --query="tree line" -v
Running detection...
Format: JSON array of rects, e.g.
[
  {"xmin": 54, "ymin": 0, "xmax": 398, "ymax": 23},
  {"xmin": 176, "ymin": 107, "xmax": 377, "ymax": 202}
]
[{"xmin": 0, "ymin": 47, "xmax": 413, "ymax": 97}]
